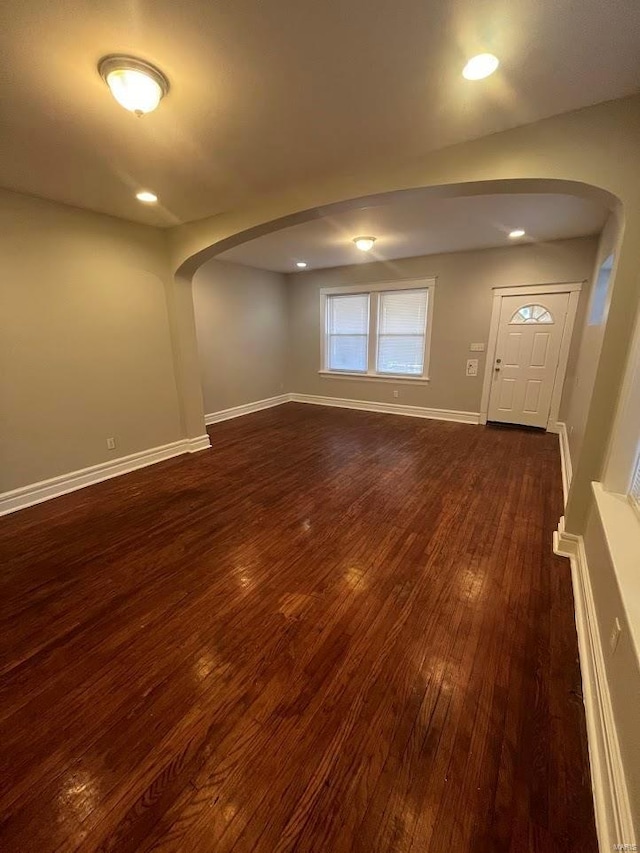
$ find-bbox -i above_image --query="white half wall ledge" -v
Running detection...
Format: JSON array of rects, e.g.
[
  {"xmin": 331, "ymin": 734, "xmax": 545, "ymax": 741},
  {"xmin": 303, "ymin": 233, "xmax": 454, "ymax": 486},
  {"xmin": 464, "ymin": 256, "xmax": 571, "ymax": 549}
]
[
  {"xmin": 554, "ymin": 518, "xmax": 635, "ymax": 853},
  {"xmin": 0, "ymin": 435, "xmax": 211, "ymax": 517}
]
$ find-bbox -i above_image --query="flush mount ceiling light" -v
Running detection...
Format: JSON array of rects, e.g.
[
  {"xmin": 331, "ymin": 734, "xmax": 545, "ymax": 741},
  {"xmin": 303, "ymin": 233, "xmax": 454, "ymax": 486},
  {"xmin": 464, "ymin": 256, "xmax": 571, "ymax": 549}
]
[
  {"xmin": 509, "ymin": 228, "xmax": 526, "ymax": 239},
  {"xmin": 353, "ymin": 236, "xmax": 376, "ymax": 252},
  {"xmin": 99, "ymin": 55, "xmax": 169, "ymax": 116},
  {"xmin": 136, "ymin": 190, "xmax": 158, "ymax": 203},
  {"xmin": 462, "ymin": 53, "xmax": 499, "ymax": 81},
  {"xmin": 296, "ymin": 262, "xmax": 308, "ymax": 268}
]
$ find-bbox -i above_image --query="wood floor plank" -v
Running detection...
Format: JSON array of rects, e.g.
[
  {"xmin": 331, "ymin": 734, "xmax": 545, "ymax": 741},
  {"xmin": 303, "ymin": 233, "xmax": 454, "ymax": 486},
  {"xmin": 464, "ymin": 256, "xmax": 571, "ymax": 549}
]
[{"xmin": 0, "ymin": 404, "xmax": 598, "ymax": 852}]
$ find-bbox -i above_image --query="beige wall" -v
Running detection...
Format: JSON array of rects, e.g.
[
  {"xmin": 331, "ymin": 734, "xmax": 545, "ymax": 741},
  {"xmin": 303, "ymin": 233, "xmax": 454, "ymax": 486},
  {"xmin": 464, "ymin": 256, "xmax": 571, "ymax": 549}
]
[
  {"xmin": 193, "ymin": 259, "xmax": 287, "ymax": 414},
  {"xmin": 287, "ymin": 237, "xmax": 597, "ymax": 413},
  {"xmin": 560, "ymin": 213, "xmax": 622, "ymax": 468},
  {"xmin": 0, "ymin": 189, "xmax": 182, "ymax": 492}
]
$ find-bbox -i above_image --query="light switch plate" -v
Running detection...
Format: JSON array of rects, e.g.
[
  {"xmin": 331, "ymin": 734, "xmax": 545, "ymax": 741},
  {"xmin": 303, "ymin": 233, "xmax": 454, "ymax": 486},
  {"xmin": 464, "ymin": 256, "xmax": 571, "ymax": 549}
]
[
  {"xmin": 470, "ymin": 343, "xmax": 485, "ymax": 352},
  {"xmin": 466, "ymin": 359, "xmax": 479, "ymax": 377}
]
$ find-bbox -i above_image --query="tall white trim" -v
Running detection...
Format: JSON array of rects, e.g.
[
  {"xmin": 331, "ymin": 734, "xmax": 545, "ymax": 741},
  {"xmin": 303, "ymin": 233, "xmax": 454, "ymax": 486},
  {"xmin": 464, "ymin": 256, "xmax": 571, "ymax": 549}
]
[
  {"xmin": 554, "ymin": 519, "xmax": 635, "ymax": 853},
  {"xmin": 548, "ymin": 289, "xmax": 581, "ymax": 428},
  {"xmin": 290, "ymin": 393, "xmax": 480, "ymax": 424},
  {"xmin": 603, "ymin": 298, "xmax": 640, "ymax": 495},
  {"xmin": 490, "ymin": 281, "xmax": 584, "ymax": 296},
  {"xmin": 553, "ymin": 420, "xmax": 573, "ymax": 506},
  {"xmin": 205, "ymin": 394, "xmax": 289, "ymax": 425},
  {"xmin": 0, "ymin": 435, "xmax": 211, "ymax": 517},
  {"xmin": 479, "ymin": 281, "xmax": 583, "ymax": 428}
]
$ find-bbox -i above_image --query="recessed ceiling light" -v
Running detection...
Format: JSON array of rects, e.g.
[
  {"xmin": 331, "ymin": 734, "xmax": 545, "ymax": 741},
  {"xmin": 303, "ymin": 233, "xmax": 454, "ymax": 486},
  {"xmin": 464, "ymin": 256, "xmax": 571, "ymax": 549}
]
[
  {"xmin": 509, "ymin": 228, "xmax": 526, "ymax": 239},
  {"xmin": 353, "ymin": 236, "xmax": 376, "ymax": 252},
  {"xmin": 99, "ymin": 55, "xmax": 169, "ymax": 116},
  {"xmin": 462, "ymin": 53, "xmax": 500, "ymax": 81},
  {"xmin": 296, "ymin": 262, "xmax": 308, "ymax": 268},
  {"xmin": 136, "ymin": 190, "xmax": 158, "ymax": 204}
]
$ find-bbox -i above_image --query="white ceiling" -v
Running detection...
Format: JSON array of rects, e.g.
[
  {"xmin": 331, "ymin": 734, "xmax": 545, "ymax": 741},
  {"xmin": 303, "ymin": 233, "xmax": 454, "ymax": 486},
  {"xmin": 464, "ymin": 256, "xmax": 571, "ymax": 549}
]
[
  {"xmin": 0, "ymin": 0, "xmax": 639, "ymax": 227},
  {"xmin": 217, "ymin": 192, "xmax": 608, "ymax": 272}
]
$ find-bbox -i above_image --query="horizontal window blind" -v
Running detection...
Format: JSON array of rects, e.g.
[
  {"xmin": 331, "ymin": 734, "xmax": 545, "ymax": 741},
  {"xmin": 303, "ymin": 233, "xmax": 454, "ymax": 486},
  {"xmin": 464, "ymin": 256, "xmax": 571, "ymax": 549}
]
[
  {"xmin": 326, "ymin": 293, "xmax": 369, "ymax": 372},
  {"xmin": 377, "ymin": 289, "xmax": 428, "ymax": 375}
]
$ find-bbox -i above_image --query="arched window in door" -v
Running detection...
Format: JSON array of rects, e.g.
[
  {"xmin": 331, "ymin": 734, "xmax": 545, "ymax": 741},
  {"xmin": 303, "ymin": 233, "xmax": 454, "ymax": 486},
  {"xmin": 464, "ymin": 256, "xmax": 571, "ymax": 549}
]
[{"xmin": 510, "ymin": 304, "xmax": 554, "ymax": 324}]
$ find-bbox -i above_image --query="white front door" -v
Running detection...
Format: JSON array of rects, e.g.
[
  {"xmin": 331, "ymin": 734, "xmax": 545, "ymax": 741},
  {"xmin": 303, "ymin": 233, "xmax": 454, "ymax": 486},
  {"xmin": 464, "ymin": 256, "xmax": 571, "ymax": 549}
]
[{"xmin": 487, "ymin": 292, "xmax": 569, "ymax": 428}]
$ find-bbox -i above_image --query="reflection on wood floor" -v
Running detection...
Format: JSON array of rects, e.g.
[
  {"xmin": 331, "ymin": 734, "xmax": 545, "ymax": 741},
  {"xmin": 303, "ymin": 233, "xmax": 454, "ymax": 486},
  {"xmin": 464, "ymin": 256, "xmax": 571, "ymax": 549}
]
[{"xmin": 0, "ymin": 403, "xmax": 597, "ymax": 852}]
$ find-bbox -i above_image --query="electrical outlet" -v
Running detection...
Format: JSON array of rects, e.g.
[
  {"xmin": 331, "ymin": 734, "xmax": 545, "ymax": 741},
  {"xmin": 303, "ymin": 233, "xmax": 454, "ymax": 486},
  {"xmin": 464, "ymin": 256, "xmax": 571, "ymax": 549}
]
[
  {"xmin": 609, "ymin": 617, "xmax": 621, "ymax": 654},
  {"xmin": 470, "ymin": 343, "xmax": 485, "ymax": 352},
  {"xmin": 466, "ymin": 359, "xmax": 479, "ymax": 377},
  {"xmin": 106, "ymin": 437, "xmax": 116, "ymax": 450},
  {"xmin": 393, "ymin": 389, "xmax": 399, "ymax": 398}
]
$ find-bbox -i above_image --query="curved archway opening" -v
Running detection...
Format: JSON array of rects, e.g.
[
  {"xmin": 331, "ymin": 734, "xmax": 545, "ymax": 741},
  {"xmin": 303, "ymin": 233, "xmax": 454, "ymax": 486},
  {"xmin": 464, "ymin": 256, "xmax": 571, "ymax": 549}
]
[
  {"xmin": 182, "ymin": 177, "xmax": 622, "ymax": 466},
  {"xmin": 177, "ymin": 178, "xmax": 619, "ymax": 279}
]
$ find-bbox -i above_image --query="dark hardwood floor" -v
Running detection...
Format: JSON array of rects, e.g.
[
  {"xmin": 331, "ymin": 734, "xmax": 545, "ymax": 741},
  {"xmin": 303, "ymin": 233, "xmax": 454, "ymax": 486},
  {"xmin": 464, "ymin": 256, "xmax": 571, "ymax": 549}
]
[{"xmin": 0, "ymin": 403, "xmax": 597, "ymax": 852}]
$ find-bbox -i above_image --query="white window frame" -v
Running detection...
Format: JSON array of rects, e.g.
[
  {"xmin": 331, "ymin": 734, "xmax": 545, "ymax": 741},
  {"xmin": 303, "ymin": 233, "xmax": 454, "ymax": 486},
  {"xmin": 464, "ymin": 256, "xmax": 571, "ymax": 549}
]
[
  {"xmin": 319, "ymin": 278, "xmax": 435, "ymax": 383},
  {"xmin": 323, "ymin": 291, "xmax": 371, "ymax": 375}
]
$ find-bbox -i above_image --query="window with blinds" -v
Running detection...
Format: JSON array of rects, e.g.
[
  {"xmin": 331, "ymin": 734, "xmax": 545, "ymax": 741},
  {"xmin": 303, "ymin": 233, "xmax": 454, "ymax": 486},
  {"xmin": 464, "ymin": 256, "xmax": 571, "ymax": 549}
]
[
  {"xmin": 322, "ymin": 279, "xmax": 433, "ymax": 378},
  {"xmin": 326, "ymin": 293, "xmax": 369, "ymax": 373},
  {"xmin": 630, "ymin": 454, "xmax": 640, "ymax": 517},
  {"xmin": 377, "ymin": 289, "xmax": 428, "ymax": 375}
]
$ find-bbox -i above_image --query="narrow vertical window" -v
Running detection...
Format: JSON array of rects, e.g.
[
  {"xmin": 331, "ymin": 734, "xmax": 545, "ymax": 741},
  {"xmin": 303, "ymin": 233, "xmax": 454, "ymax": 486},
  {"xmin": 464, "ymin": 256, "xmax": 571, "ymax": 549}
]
[
  {"xmin": 630, "ymin": 453, "xmax": 640, "ymax": 517},
  {"xmin": 589, "ymin": 254, "xmax": 614, "ymax": 326}
]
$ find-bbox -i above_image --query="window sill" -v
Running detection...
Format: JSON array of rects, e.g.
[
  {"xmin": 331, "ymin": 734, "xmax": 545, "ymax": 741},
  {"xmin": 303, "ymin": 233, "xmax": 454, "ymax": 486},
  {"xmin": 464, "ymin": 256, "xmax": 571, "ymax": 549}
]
[
  {"xmin": 318, "ymin": 370, "xmax": 430, "ymax": 384},
  {"xmin": 591, "ymin": 481, "xmax": 640, "ymax": 663}
]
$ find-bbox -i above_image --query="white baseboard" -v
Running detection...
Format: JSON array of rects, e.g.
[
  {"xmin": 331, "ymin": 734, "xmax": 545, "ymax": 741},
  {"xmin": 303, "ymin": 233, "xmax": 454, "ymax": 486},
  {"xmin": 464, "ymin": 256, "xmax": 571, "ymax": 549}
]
[
  {"xmin": 205, "ymin": 394, "xmax": 289, "ymax": 425},
  {"xmin": 554, "ymin": 421, "xmax": 573, "ymax": 506},
  {"xmin": 186, "ymin": 434, "xmax": 212, "ymax": 453},
  {"xmin": 1, "ymin": 390, "xmax": 478, "ymax": 516},
  {"xmin": 205, "ymin": 392, "xmax": 480, "ymax": 426},
  {"xmin": 554, "ymin": 518, "xmax": 635, "ymax": 852},
  {"xmin": 0, "ymin": 434, "xmax": 211, "ymax": 517},
  {"xmin": 289, "ymin": 393, "xmax": 480, "ymax": 425},
  {"xmin": 2, "ymin": 391, "xmax": 478, "ymax": 516}
]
